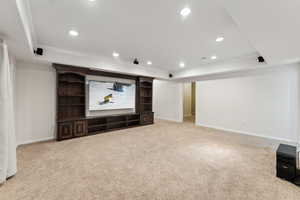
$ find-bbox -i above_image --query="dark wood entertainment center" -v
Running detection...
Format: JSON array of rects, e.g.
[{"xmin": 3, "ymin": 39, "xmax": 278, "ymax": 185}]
[{"xmin": 54, "ymin": 64, "xmax": 154, "ymax": 141}]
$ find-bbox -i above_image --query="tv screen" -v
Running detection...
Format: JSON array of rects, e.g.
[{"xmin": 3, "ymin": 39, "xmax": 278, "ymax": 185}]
[{"xmin": 88, "ymin": 80, "xmax": 136, "ymax": 111}]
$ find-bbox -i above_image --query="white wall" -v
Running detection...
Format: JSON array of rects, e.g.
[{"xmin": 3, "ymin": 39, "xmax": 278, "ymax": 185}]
[
  {"xmin": 153, "ymin": 80, "xmax": 183, "ymax": 122},
  {"xmin": 196, "ymin": 64, "xmax": 300, "ymax": 143},
  {"xmin": 16, "ymin": 62, "xmax": 56, "ymax": 145},
  {"xmin": 183, "ymin": 83, "xmax": 192, "ymax": 117},
  {"xmin": 14, "ymin": 61, "xmax": 300, "ymax": 146}
]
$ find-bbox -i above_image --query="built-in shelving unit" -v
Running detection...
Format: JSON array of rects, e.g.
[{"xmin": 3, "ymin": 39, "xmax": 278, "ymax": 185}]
[
  {"xmin": 54, "ymin": 64, "xmax": 154, "ymax": 141},
  {"xmin": 57, "ymin": 73, "xmax": 86, "ymax": 121},
  {"xmin": 139, "ymin": 78, "xmax": 153, "ymax": 114},
  {"xmin": 87, "ymin": 114, "xmax": 140, "ymax": 135}
]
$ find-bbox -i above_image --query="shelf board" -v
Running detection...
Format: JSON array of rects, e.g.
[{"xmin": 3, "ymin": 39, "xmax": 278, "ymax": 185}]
[
  {"xmin": 88, "ymin": 124, "xmax": 106, "ymax": 129},
  {"xmin": 128, "ymin": 119, "xmax": 140, "ymax": 122},
  {"xmin": 127, "ymin": 124, "xmax": 141, "ymax": 128},
  {"xmin": 141, "ymin": 110, "xmax": 152, "ymax": 113},
  {"xmin": 140, "ymin": 96, "xmax": 152, "ymax": 98},
  {"xmin": 141, "ymin": 111, "xmax": 154, "ymax": 113},
  {"xmin": 58, "ymin": 104, "xmax": 85, "ymax": 106},
  {"xmin": 57, "ymin": 117, "xmax": 86, "ymax": 122},
  {"xmin": 107, "ymin": 121, "xmax": 127, "ymax": 125},
  {"xmin": 59, "ymin": 80, "xmax": 84, "ymax": 84},
  {"xmin": 58, "ymin": 94, "xmax": 84, "ymax": 97},
  {"xmin": 107, "ymin": 126, "xmax": 127, "ymax": 132},
  {"xmin": 140, "ymin": 86, "xmax": 152, "ymax": 89},
  {"xmin": 88, "ymin": 123, "xmax": 142, "ymax": 136}
]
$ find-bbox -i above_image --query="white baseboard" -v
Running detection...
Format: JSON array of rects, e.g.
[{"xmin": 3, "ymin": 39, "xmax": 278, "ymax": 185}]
[
  {"xmin": 196, "ymin": 123, "xmax": 298, "ymax": 145},
  {"xmin": 17, "ymin": 136, "xmax": 55, "ymax": 147},
  {"xmin": 155, "ymin": 117, "xmax": 183, "ymax": 123}
]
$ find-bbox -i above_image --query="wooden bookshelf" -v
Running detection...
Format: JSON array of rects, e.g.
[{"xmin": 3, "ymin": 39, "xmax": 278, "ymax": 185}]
[
  {"xmin": 57, "ymin": 73, "xmax": 86, "ymax": 122},
  {"xmin": 138, "ymin": 77, "xmax": 154, "ymax": 124},
  {"xmin": 54, "ymin": 64, "xmax": 154, "ymax": 141}
]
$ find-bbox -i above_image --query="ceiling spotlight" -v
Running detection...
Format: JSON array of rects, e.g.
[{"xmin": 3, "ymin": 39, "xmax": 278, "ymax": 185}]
[
  {"xmin": 180, "ymin": 8, "xmax": 191, "ymax": 17},
  {"xmin": 112, "ymin": 52, "xmax": 119, "ymax": 57},
  {"xmin": 69, "ymin": 30, "xmax": 79, "ymax": 37},
  {"xmin": 211, "ymin": 55, "xmax": 217, "ymax": 60},
  {"xmin": 216, "ymin": 37, "xmax": 224, "ymax": 42},
  {"xmin": 147, "ymin": 61, "xmax": 152, "ymax": 65},
  {"xmin": 179, "ymin": 62, "xmax": 185, "ymax": 68}
]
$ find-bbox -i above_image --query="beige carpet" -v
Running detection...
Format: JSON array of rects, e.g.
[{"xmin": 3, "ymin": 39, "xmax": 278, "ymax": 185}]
[{"xmin": 1, "ymin": 120, "xmax": 300, "ymax": 200}]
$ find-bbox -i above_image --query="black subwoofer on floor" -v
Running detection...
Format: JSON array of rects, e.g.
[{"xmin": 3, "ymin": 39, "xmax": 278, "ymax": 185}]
[{"xmin": 276, "ymin": 144, "xmax": 297, "ymax": 181}]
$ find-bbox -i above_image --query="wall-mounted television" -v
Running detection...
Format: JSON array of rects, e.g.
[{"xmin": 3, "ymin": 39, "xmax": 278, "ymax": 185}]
[{"xmin": 88, "ymin": 80, "xmax": 136, "ymax": 111}]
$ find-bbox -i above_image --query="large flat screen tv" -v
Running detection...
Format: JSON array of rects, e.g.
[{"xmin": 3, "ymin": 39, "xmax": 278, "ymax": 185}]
[{"xmin": 88, "ymin": 80, "xmax": 136, "ymax": 111}]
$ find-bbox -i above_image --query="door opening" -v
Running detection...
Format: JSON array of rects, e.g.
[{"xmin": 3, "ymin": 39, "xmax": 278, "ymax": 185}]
[{"xmin": 183, "ymin": 82, "xmax": 196, "ymax": 123}]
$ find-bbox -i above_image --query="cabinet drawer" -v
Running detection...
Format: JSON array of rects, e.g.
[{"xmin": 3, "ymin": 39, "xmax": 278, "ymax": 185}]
[
  {"xmin": 140, "ymin": 112, "xmax": 154, "ymax": 125},
  {"xmin": 58, "ymin": 122, "xmax": 73, "ymax": 140},
  {"xmin": 73, "ymin": 120, "xmax": 87, "ymax": 137}
]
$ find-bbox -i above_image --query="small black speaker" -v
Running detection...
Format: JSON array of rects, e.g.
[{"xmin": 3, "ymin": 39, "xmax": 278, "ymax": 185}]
[
  {"xmin": 133, "ymin": 58, "xmax": 139, "ymax": 65},
  {"xmin": 257, "ymin": 56, "xmax": 265, "ymax": 63},
  {"xmin": 276, "ymin": 144, "xmax": 297, "ymax": 181},
  {"xmin": 34, "ymin": 48, "xmax": 44, "ymax": 56},
  {"xmin": 169, "ymin": 73, "xmax": 173, "ymax": 78}
]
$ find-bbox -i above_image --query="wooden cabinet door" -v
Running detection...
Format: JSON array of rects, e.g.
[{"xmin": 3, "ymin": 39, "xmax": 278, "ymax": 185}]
[
  {"xmin": 140, "ymin": 112, "xmax": 154, "ymax": 125},
  {"xmin": 73, "ymin": 120, "xmax": 87, "ymax": 137},
  {"xmin": 58, "ymin": 122, "xmax": 73, "ymax": 140}
]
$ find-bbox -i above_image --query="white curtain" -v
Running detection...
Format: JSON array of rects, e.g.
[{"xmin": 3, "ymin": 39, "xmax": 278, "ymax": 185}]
[{"xmin": 0, "ymin": 40, "xmax": 17, "ymax": 184}]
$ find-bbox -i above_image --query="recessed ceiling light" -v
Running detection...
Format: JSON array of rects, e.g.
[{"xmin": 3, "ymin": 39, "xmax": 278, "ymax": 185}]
[
  {"xmin": 216, "ymin": 37, "xmax": 224, "ymax": 42},
  {"xmin": 180, "ymin": 8, "xmax": 191, "ymax": 17},
  {"xmin": 179, "ymin": 62, "xmax": 185, "ymax": 68},
  {"xmin": 89, "ymin": 0, "xmax": 96, "ymax": 2},
  {"xmin": 147, "ymin": 61, "xmax": 152, "ymax": 65},
  {"xmin": 69, "ymin": 30, "xmax": 79, "ymax": 37},
  {"xmin": 112, "ymin": 52, "xmax": 119, "ymax": 57},
  {"xmin": 211, "ymin": 55, "xmax": 217, "ymax": 60}
]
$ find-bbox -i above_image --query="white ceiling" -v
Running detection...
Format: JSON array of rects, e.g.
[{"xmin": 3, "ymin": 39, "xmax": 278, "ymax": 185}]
[
  {"xmin": 220, "ymin": 0, "xmax": 300, "ymax": 66},
  {"xmin": 28, "ymin": 0, "xmax": 256, "ymax": 72},
  {"xmin": 0, "ymin": 0, "xmax": 32, "ymax": 59},
  {"xmin": 2, "ymin": 0, "xmax": 300, "ymax": 79}
]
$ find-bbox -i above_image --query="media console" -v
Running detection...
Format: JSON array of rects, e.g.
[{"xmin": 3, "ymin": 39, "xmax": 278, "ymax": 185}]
[{"xmin": 54, "ymin": 64, "xmax": 154, "ymax": 141}]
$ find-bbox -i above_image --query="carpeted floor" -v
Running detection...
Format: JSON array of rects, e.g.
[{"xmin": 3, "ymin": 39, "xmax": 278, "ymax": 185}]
[{"xmin": 1, "ymin": 120, "xmax": 300, "ymax": 200}]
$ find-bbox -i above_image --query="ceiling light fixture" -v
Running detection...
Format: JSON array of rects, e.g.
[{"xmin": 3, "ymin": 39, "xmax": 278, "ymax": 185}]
[
  {"xmin": 69, "ymin": 30, "xmax": 79, "ymax": 37},
  {"xmin": 216, "ymin": 37, "xmax": 224, "ymax": 42},
  {"xmin": 179, "ymin": 62, "xmax": 185, "ymax": 68},
  {"xmin": 89, "ymin": 0, "xmax": 96, "ymax": 2},
  {"xmin": 180, "ymin": 8, "xmax": 191, "ymax": 17},
  {"xmin": 147, "ymin": 61, "xmax": 152, "ymax": 65},
  {"xmin": 112, "ymin": 52, "xmax": 119, "ymax": 57},
  {"xmin": 211, "ymin": 55, "xmax": 217, "ymax": 60}
]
